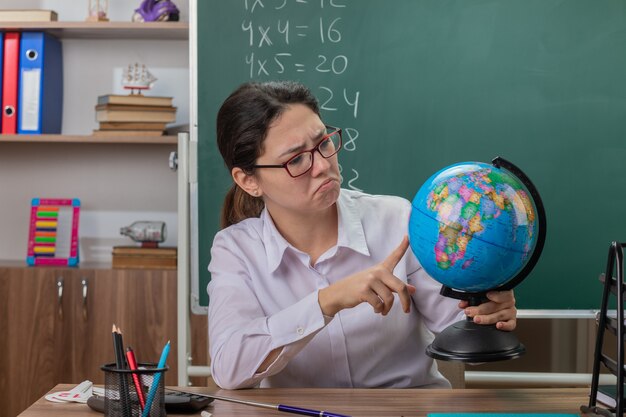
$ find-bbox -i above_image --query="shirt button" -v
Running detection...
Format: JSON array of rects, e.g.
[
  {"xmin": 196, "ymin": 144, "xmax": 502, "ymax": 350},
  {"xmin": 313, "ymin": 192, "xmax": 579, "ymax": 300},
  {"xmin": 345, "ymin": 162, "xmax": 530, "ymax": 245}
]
[{"xmin": 296, "ymin": 327, "xmax": 304, "ymax": 335}]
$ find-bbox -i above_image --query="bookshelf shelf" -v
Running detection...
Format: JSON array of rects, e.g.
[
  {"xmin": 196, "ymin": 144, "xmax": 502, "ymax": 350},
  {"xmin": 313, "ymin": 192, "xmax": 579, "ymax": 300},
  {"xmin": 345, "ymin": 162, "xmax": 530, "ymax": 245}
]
[
  {"xmin": 0, "ymin": 21, "xmax": 188, "ymax": 40},
  {"xmin": 0, "ymin": 134, "xmax": 177, "ymax": 145}
]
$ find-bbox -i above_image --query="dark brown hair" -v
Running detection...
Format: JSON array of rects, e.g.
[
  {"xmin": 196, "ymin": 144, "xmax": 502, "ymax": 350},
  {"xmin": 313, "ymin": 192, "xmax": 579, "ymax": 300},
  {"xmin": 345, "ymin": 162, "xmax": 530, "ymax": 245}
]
[{"xmin": 216, "ymin": 81, "xmax": 320, "ymax": 228}]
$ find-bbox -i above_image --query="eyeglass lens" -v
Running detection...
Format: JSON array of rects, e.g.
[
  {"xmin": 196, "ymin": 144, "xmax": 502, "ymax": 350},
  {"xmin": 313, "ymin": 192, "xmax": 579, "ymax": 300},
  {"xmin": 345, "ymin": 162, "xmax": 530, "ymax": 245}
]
[{"xmin": 285, "ymin": 129, "xmax": 341, "ymax": 177}]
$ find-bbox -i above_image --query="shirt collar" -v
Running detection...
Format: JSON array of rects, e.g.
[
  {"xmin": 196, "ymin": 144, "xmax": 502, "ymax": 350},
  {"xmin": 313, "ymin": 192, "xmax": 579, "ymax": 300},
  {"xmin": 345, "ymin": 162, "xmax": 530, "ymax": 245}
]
[
  {"xmin": 336, "ymin": 189, "xmax": 370, "ymax": 258},
  {"xmin": 263, "ymin": 189, "xmax": 370, "ymax": 274},
  {"xmin": 261, "ymin": 208, "xmax": 290, "ymax": 273}
]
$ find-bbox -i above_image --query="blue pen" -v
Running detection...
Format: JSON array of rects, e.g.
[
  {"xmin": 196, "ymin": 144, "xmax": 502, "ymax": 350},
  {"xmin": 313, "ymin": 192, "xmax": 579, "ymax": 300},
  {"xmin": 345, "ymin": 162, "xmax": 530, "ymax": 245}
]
[
  {"xmin": 168, "ymin": 388, "xmax": 352, "ymax": 417},
  {"xmin": 142, "ymin": 340, "xmax": 170, "ymax": 417}
]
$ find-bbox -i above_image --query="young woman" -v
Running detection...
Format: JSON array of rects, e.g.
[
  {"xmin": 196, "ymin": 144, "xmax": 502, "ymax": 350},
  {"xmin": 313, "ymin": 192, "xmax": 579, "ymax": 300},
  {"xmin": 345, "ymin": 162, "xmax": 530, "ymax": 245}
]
[{"xmin": 208, "ymin": 81, "xmax": 517, "ymax": 389}]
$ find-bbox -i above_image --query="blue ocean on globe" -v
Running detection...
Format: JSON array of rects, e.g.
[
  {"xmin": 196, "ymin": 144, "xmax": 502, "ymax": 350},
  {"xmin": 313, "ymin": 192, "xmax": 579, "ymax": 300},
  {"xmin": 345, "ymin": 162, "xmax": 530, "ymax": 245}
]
[{"xmin": 408, "ymin": 162, "xmax": 539, "ymax": 292}]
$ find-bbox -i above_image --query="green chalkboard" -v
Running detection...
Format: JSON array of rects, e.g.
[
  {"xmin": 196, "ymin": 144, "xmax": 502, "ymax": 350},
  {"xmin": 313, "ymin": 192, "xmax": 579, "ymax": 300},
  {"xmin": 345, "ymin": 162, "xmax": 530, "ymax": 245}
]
[{"xmin": 196, "ymin": 0, "xmax": 626, "ymax": 310}]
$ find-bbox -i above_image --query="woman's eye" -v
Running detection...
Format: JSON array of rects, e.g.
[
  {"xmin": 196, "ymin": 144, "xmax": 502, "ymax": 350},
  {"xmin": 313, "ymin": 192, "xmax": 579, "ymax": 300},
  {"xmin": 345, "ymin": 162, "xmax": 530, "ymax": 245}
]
[
  {"xmin": 287, "ymin": 154, "xmax": 305, "ymax": 166},
  {"xmin": 320, "ymin": 138, "xmax": 332, "ymax": 149}
]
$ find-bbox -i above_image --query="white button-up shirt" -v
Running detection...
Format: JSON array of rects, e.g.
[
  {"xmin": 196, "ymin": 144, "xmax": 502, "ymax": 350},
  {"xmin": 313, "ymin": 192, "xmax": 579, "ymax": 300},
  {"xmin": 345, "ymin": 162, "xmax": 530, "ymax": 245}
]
[{"xmin": 208, "ymin": 189, "xmax": 464, "ymax": 389}]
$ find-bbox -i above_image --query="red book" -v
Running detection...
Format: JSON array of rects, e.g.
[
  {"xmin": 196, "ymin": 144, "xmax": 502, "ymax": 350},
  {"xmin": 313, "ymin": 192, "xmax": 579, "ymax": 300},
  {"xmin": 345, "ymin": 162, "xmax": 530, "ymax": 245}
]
[{"xmin": 2, "ymin": 32, "xmax": 19, "ymax": 134}]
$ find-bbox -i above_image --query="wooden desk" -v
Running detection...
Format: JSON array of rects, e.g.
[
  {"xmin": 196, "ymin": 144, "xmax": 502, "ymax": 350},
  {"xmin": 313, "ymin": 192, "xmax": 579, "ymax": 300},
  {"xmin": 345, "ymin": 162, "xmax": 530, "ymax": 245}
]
[{"xmin": 20, "ymin": 384, "xmax": 590, "ymax": 416}]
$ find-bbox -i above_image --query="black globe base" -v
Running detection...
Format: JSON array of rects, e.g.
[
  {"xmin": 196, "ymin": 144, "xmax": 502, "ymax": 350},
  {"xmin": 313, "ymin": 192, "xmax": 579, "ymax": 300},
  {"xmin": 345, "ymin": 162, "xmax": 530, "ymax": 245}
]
[{"xmin": 426, "ymin": 318, "xmax": 526, "ymax": 363}]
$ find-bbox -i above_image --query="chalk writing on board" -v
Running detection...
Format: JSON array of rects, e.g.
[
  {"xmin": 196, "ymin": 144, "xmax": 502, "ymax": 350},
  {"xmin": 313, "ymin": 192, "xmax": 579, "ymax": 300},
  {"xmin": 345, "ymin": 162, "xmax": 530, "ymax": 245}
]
[
  {"xmin": 315, "ymin": 54, "xmax": 348, "ymax": 74},
  {"xmin": 319, "ymin": 17, "xmax": 342, "ymax": 43},
  {"xmin": 343, "ymin": 128, "xmax": 358, "ymax": 151},
  {"xmin": 242, "ymin": 0, "xmax": 348, "ymax": 13},
  {"xmin": 242, "ymin": 18, "xmax": 345, "ymax": 46},
  {"xmin": 242, "ymin": 0, "xmax": 362, "ymax": 191},
  {"xmin": 245, "ymin": 53, "xmax": 352, "ymax": 76}
]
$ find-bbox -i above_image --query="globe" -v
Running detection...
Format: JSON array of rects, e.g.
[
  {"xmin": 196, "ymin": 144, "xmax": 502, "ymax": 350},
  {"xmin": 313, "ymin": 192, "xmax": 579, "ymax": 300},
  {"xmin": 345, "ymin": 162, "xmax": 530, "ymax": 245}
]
[
  {"xmin": 409, "ymin": 158, "xmax": 543, "ymax": 294},
  {"xmin": 408, "ymin": 157, "xmax": 546, "ymax": 362}
]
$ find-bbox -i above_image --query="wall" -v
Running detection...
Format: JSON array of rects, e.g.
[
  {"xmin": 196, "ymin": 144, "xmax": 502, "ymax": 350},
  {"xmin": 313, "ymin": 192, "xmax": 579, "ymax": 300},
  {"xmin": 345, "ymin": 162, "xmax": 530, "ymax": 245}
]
[
  {"xmin": 468, "ymin": 318, "xmax": 599, "ymax": 386},
  {"xmin": 0, "ymin": 0, "xmax": 189, "ymax": 262}
]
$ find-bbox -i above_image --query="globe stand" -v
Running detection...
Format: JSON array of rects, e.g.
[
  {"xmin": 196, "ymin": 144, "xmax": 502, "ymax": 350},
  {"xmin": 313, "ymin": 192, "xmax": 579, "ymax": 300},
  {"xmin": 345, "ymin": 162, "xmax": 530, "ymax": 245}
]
[{"xmin": 426, "ymin": 287, "xmax": 526, "ymax": 362}]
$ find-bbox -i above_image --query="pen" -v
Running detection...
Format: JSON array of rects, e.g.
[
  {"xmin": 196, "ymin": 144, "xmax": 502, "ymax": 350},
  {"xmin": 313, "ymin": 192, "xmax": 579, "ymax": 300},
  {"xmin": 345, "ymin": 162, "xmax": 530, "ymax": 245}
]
[
  {"xmin": 141, "ymin": 340, "xmax": 170, "ymax": 417},
  {"xmin": 126, "ymin": 346, "xmax": 146, "ymax": 410},
  {"xmin": 167, "ymin": 388, "xmax": 351, "ymax": 417}
]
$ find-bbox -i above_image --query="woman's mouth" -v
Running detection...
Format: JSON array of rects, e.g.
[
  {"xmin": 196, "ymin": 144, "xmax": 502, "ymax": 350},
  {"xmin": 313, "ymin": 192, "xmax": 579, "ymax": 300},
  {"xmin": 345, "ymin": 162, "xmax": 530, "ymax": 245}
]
[{"xmin": 316, "ymin": 178, "xmax": 337, "ymax": 193}]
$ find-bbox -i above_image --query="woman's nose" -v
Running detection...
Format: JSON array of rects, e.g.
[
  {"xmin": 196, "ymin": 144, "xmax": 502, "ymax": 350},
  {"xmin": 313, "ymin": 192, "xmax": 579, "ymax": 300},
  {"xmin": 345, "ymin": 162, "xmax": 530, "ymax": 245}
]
[{"xmin": 310, "ymin": 151, "xmax": 332, "ymax": 176}]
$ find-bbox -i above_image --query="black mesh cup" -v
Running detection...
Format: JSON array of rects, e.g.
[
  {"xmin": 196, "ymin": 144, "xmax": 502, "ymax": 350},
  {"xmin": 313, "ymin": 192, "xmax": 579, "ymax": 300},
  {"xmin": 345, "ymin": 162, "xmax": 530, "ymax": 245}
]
[{"xmin": 101, "ymin": 362, "xmax": 168, "ymax": 417}]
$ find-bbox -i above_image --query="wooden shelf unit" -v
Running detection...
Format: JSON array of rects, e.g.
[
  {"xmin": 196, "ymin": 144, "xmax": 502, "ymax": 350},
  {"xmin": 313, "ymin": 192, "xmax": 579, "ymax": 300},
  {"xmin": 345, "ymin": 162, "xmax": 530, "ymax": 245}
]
[
  {"xmin": 0, "ymin": 134, "xmax": 178, "ymax": 145},
  {"xmin": 0, "ymin": 21, "xmax": 189, "ymax": 40},
  {"xmin": 0, "ymin": 264, "xmax": 208, "ymax": 417}
]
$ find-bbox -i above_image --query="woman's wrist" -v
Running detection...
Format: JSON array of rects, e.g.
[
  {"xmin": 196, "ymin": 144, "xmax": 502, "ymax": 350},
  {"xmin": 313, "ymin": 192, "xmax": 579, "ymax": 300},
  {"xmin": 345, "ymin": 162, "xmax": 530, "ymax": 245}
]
[{"xmin": 318, "ymin": 287, "xmax": 339, "ymax": 317}]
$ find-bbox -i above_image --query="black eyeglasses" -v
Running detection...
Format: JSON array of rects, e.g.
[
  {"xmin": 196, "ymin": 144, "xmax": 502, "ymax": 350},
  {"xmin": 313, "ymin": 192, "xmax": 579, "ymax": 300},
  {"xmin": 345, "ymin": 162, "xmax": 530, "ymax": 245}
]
[{"xmin": 253, "ymin": 125, "xmax": 342, "ymax": 178}]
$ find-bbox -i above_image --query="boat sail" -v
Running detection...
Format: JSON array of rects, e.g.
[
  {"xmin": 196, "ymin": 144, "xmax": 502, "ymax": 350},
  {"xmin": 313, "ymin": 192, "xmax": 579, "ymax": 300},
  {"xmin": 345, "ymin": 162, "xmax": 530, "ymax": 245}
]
[{"xmin": 122, "ymin": 63, "xmax": 157, "ymax": 94}]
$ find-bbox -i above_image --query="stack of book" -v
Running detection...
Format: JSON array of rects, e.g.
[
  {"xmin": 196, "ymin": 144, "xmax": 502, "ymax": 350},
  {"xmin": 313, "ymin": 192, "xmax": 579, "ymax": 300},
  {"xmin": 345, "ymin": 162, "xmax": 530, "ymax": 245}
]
[
  {"xmin": 93, "ymin": 94, "xmax": 176, "ymax": 137},
  {"xmin": 0, "ymin": 9, "xmax": 58, "ymax": 22},
  {"xmin": 112, "ymin": 246, "xmax": 177, "ymax": 269}
]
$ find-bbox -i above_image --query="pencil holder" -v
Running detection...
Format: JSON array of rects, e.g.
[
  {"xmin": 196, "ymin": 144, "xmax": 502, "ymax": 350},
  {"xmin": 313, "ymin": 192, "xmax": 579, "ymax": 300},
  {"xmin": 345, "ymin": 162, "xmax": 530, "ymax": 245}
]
[{"xmin": 101, "ymin": 362, "xmax": 168, "ymax": 417}]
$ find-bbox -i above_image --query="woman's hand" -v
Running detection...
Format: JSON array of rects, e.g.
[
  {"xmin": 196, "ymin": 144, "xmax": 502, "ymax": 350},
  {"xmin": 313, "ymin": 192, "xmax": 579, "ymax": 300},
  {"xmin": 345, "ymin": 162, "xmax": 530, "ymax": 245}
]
[
  {"xmin": 318, "ymin": 236, "xmax": 416, "ymax": 317},
  {"xmin": 459, "ymin": 290, "xmax": 517, "ymax": 331}
]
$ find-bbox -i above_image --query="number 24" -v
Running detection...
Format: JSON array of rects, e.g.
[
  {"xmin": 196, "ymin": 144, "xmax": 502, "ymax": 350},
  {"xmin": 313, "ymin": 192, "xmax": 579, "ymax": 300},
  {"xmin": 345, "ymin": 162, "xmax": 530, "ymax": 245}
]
[{"xmin": 318, "ymin": 86, "xmax": 360, "ymax": 119}]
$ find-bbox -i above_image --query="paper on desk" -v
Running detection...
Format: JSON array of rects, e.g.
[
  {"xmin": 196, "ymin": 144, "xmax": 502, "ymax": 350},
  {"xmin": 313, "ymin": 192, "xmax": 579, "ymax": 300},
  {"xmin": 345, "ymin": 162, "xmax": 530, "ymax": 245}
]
[{"xmin": 45, "ymin": 380, "xmax": 104, "ymax": 404}]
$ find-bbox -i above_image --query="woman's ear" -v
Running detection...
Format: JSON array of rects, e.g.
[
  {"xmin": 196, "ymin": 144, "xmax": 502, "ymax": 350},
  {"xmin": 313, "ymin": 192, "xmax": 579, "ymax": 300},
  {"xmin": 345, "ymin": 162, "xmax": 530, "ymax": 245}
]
[{"xmin": 232, "ymin": 167, "xmax": 263, "ymax": 197}]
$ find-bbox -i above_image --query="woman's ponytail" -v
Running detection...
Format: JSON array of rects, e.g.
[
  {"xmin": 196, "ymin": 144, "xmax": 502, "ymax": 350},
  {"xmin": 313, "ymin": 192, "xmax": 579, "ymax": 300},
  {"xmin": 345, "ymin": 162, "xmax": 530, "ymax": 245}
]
[{"xmin": 220, "ymin": 184, "xmax": 265, "ymax": 229}]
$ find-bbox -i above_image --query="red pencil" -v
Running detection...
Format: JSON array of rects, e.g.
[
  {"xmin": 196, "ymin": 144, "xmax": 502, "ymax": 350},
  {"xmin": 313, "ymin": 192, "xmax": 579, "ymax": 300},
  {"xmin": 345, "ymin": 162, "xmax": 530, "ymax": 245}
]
[{"xmin": 126, "ymin": 346, "xmax": 146, "ymax": 410}]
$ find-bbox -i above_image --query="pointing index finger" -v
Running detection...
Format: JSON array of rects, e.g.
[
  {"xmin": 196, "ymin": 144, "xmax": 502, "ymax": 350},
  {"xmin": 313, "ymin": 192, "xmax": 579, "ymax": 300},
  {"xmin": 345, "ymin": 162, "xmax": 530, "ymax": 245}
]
[{"xmin": 382, "ymin": 235, "xmax": 410, "ymax": 271}]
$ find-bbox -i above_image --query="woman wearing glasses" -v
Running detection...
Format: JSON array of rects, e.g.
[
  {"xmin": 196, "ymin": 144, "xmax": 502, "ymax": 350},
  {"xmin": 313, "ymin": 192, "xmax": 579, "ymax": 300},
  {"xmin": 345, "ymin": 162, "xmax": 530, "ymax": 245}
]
[{"xmin": 208, "ymin": 81, "xmax": 517, "ymax": 389}]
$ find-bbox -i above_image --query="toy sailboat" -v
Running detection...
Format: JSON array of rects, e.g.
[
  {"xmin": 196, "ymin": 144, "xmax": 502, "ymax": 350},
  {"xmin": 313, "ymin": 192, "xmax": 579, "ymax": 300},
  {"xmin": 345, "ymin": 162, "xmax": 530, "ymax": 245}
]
[{"xmin": 122, "ymin": 63, "xmax": 157, "ymax": 94}]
